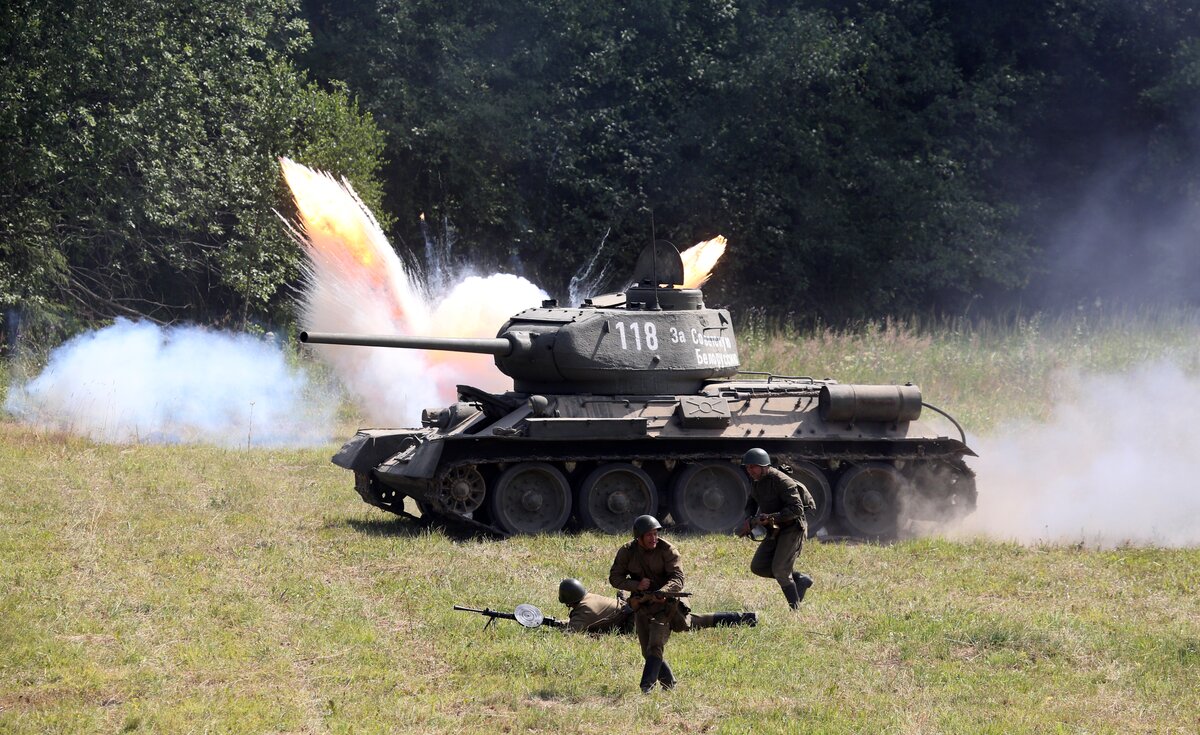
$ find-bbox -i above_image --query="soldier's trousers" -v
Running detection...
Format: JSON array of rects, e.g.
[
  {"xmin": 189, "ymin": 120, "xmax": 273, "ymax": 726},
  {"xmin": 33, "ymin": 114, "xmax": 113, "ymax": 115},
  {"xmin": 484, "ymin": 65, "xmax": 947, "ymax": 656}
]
[
  {"xmin": 750, "ymin": 524, "xmax": 805, "ymax": 586},
  {"xmin": 635, "ymin": 600, "xmax": 679, "ymax": 659}
]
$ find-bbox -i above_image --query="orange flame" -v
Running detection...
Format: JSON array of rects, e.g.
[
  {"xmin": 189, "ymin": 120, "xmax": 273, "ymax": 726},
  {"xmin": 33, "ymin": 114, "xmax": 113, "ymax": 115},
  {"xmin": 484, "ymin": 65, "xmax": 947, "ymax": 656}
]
[
  {"xmin": 281, "ymin": 157, "xmax": 731, "ymax": 424},
  {"xmin": 680, "ymin": 235, "xmax": 727, "ymax": 288},
  {"xmin": 280, "ymin": 158, "xmax": 547, "ymax": 422}
]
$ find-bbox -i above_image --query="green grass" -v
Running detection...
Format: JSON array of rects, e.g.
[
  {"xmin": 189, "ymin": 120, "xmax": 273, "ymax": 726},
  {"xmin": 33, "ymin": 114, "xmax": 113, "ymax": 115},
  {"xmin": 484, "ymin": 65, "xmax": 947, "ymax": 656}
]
[
  {"xmin": 3, "ymin": 426, "xmax": 1199, "ymax": 733},
  {"xmin": 3, "ymin": 312, "xmax": 1200, "ymax": 733}
]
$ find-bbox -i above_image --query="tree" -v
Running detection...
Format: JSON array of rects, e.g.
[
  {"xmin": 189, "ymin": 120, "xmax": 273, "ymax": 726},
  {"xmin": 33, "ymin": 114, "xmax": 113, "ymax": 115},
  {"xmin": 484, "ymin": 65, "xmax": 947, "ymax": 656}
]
[
  {"xmin": 0, "ymin": 0, "xmax": 387, "ymax": 343},
  {"xmin": 301, "ymin": 0, "xmax": 1033, "ymax": 320}
]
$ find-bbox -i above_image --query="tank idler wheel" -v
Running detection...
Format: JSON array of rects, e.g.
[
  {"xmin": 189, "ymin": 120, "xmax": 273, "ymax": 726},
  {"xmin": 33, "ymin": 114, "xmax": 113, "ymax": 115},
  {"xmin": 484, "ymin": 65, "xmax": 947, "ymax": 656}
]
[
  {"xmin": 489, "ymin": 462, "xmax": 572, "ymax": 535},
  {"xmin": 668, "ymin": 461, "xmax": 749, "ymax": 534},
  {"xmin": 435, "ymin": 464, "xmax": 486, "ymax": 515},
  {"xmin": 779, "ymin": 458, "xmax": 833, "ymax": 537},
  {"xmin": 908, "ymin": 460, "xmax": 978, "ymax": 521},
  {"xmin": 577, "ymin": 463, "xmax": 659, "ymax": 534},
  {"xmin": 835, "ymin": 462, "xmax": 906, "ymax": 540}
]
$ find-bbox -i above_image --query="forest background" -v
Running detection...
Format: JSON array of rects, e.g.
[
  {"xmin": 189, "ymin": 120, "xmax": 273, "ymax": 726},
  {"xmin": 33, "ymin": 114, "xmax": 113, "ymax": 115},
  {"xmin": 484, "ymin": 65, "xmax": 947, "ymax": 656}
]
[{"xmin": 4, "ymin": 0, "xmax": 1200, "ymax": 347}]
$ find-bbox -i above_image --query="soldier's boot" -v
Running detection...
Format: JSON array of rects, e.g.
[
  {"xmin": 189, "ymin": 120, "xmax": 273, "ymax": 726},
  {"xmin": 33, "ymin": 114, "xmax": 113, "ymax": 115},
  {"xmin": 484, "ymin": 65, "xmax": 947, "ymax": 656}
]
[
  {"xmin": 705, "ymin": 612, "xmax": 744, "ymax": 629},
  {"xmin": 639, "ymin": 657, "xmax": 663, "ymax": 694},
  {"xmin": 792, "ymin": 573, "xmax": 814, "ymax": 603},
  {"xmin": 711, "ymin": 612, "xmax": 757, "ymax": 627},
  {"xmin": 781, "ymin": 581, "xmax": 801, "ymax": 610},
  {"xmin": 657, "ymin": 660, "xmax": 677, "ymax": 690}
]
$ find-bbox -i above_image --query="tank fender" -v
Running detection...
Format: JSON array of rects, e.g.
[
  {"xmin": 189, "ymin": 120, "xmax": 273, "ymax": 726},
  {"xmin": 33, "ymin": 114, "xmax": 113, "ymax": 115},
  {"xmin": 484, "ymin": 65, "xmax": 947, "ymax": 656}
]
[
  {"xmin": 380, "ymin": 439, "xmax": 445, "ymax": 479},
  {"xmin": 819, "ymin": 384, "xmax": 922, "ymax": 423},
  {"xmin": 332, "ymin": 429, "xmax": 427, "ymax": 473}
]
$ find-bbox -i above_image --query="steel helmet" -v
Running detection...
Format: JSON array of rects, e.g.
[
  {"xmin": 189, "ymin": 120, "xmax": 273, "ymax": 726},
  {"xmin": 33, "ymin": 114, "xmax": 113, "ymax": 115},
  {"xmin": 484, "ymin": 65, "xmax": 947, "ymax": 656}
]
[
  {"xmin": 558, "ymin": 578, "xmax": 587, "ymax": 605},
  {"xmin": 742, "ymin": 448, "xmax": 771, "ymax": 466},
  {"xmin": 632, "ymin": 514, "xmax": 662, "ymax": 538}
]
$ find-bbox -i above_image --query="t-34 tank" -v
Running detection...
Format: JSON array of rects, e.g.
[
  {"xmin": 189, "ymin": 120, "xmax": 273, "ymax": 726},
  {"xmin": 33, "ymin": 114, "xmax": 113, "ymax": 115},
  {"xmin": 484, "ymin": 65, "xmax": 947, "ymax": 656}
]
[{"xmin": 301, "ymin": 243, "xmax": 976, "ymax": 539}]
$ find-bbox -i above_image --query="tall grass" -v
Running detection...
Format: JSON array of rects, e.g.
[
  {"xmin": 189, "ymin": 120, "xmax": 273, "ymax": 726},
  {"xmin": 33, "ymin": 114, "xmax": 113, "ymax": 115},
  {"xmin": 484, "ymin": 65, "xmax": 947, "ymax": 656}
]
[{"xmin": 737, "ymin": 305, "xmax": 1200, "ymax": 431}]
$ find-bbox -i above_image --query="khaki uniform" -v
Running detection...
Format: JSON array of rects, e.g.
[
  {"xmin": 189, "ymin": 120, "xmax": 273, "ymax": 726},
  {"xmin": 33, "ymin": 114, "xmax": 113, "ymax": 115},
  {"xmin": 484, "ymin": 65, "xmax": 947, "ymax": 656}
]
[
  {"xmin": 609, "ymin": 537, "xmax": 686, "ymax": 659},
  {"xmin": 566, "ymin": 593, "xmax": 721, "ymax": 634},
  {"xmin": 748, "ymin": 466, "xmax": 814, "ymax": 586},
  {"xmin": 566, "ymin": 592, "xmax": 634, "ymax": 634}
]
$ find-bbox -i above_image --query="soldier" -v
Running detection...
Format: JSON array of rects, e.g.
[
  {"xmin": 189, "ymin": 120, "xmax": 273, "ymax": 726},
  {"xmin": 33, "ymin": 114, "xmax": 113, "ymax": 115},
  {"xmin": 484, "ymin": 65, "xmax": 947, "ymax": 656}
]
[
  {"xmin": 609, "ymin": 514, "xmax": 686, "ymax": 693},
  {"xmin": 558, "ymin": 578, "xmax": 635, "ymax": 634},
  {"xmin": 557, "ymin": 578, "xmax": 757, "ymax": 634},
  {"xmin": 740, "ymin": 448, "xmax": 816, "ymax": 609}
]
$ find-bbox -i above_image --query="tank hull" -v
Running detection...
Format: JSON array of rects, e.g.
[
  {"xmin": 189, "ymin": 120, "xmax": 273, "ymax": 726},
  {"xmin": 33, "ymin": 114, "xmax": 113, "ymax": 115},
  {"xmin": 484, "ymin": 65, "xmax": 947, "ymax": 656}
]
[{"xmin": 333, "ymin": 378, "xmax": 976, "ymax": 539}]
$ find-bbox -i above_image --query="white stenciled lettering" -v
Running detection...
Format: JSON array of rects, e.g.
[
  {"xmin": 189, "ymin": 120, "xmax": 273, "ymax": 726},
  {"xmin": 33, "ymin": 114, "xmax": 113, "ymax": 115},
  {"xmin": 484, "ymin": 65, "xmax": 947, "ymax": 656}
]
[{"xmin": 694, "ymin": 349, "xmax": 739, "ymax": 367}]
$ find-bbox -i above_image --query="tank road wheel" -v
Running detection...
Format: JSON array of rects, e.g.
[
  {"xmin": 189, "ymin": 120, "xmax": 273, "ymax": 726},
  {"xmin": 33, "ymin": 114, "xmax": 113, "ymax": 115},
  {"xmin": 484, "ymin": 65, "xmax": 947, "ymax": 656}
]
[
  {"xmin": 434, "ymin": 464, "xmax": 486, "ymax": 515},
  {"xmin": 779, "ymin": 458, "xmax": 832, "ymax": 537},
  {"xmin": 577, "ymin": 463, "xmax": 659, "ymax": 534},
  {"xmin": 669, "ymin": 461, "xmax": 749, "ymax": 534},
  {"xmin": 835, "ymin": 462, "xmax": 906, "ymax": 540},
  {"xmin": 489, "ymin": 462, "xmax": 572, "ymax": 535}
]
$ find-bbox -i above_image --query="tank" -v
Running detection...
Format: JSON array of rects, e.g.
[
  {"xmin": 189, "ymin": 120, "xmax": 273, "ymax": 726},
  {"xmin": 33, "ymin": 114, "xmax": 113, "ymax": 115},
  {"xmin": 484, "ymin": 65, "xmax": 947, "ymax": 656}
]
[{"xmin": 301, "ymin": 243, "xmax": 976, "ymax": 539}]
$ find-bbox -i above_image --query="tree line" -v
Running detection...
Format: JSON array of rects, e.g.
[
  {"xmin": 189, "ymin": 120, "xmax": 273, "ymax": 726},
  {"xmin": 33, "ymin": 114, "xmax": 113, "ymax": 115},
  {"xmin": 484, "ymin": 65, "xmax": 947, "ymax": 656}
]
[{"xmin": 4, "ymin": 0, "xmax": 1199, "ymax": 345}]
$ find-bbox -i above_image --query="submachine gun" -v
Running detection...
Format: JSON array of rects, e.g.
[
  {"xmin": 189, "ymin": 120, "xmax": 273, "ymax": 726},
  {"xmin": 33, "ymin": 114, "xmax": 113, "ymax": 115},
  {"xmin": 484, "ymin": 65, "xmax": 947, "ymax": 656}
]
[
  {"xmin": 626, "ymin": 590, "xmax": 692, "ymax": 612},
  {"xmin": 453, "ymin": 604, "xmax": 566, "ymax": 631},
  {"xmin": 736, "ymin": 514, "xmax": 782, "ymax": 542}
]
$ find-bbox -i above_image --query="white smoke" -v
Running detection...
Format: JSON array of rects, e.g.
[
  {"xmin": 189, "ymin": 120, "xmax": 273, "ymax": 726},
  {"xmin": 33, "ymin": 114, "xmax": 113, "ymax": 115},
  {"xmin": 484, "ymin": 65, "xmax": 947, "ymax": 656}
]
[
  {"xmin": 4, "ymin": 319, "xmax": 336, "ymax": 447},
  {"xmin": 283, "ymin": 158, "xmax": 548, "ymax": 427},
  {"xmin": 567, "ymin": 228, "xmax": 617, "ymax": 306},
  {"xmin": 949, "ymin": 361, "xmax": 1200, "ymax": 548}
]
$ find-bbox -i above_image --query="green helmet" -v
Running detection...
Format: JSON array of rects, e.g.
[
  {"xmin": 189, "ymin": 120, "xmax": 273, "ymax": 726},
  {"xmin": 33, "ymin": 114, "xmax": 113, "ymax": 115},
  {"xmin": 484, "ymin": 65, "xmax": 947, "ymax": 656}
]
[
  {"xmin": 558, "ymin": 578, "xmax": 586, "ymax": 605},
  {"xmin": 742, "ymin": 448, "xmax": 771, "ymax": 466},
  {"xmin": 633, "ymin": 514, "xmax": 662, "ymax": 538}
]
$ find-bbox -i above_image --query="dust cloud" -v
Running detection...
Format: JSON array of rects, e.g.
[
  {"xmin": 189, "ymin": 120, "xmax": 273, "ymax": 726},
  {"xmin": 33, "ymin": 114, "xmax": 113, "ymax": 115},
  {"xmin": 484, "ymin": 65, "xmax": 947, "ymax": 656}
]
[
  {"xmin": 947, "ymin": 361, "xmax": 1200, "ymax": 548},
  {"xmin": 4, "ymin": 319, "xmax": 336, "ymax": 447}
]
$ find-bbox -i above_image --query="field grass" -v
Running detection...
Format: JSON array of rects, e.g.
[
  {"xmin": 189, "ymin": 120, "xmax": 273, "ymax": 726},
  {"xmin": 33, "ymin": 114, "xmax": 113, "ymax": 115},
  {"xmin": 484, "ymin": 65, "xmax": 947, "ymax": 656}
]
[
  {"xmin": 737, "ymin": 306, "xmax": 1200, "ymax": 432},
  {"xmin": 2, "ymin": 313, "xmax": 1200, "ymax": 733}
]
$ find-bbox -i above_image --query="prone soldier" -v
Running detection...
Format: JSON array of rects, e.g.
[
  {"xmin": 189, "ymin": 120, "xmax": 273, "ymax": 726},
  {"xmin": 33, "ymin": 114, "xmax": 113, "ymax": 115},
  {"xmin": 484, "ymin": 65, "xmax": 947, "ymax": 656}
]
[{"xmin": 557, "ymin": 578, "xmax": 756, "ymax": 634}]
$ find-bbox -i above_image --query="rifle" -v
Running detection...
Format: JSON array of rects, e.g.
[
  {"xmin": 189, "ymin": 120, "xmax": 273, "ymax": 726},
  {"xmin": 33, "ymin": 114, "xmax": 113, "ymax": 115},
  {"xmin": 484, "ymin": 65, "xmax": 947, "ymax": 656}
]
[
  {"xmin": 453, "ymin": 603, "xmax": 566, "ymax": 631},
  {"xmin": 627, "ymin": 590, "xmax": 692, "ymax": 611}
]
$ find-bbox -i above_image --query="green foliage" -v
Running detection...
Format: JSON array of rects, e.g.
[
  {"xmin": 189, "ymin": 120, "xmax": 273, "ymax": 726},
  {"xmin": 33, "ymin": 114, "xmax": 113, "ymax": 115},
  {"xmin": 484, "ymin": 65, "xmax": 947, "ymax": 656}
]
[
  {"xmin": 305, "ymin": 0, "xmax": 1034, "ymax": 319},
  {"xmin": 303, "ymin": 0, "xmax": 1200, "ymax": 321},
  {"xmin": 5, "ymin": 0, "xmax": 1200, "ymax": 337},
  {"xmin": 0, "ymin": 0, "xmax": 387, "ymax": 341}
]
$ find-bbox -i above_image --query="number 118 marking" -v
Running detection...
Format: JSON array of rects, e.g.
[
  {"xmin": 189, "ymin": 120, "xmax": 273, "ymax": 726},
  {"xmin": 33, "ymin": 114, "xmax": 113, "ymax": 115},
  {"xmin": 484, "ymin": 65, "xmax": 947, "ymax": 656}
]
[{"xmin": 615, "ymin": 321, "xmax": 659, "ymax": 351}]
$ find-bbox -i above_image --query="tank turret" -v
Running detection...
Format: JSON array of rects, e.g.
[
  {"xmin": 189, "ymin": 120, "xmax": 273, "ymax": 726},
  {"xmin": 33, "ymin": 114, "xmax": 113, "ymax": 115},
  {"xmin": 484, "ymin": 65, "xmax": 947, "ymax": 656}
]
[
  {"xmin": 303, "ymin": 243, "xmax": 740, "ymax": 395},
  {"xmin": 305, "ymin": 241, "xmax": 977, "ymax": 540}
]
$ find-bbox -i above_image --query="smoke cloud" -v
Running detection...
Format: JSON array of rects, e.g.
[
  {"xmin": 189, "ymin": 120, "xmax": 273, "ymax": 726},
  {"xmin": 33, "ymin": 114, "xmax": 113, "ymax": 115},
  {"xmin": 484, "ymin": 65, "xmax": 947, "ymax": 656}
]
[
  {"xmin": 947, "ymin": 361, "xmax": 1200, "ymax": 548},
  {"xmin": 281, "ymin": 157, "xmax": 550, "ymax": 426},
  {"xmin": 5, "ymin": 319, "xmax": 336, "ymax": 447}
]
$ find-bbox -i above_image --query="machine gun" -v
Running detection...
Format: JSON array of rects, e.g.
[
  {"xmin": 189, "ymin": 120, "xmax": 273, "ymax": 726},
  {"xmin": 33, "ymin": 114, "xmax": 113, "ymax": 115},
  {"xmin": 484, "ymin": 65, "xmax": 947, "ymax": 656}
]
[
  {"xmin": 453, "ymin": 603, "xmax": 566, "ymax": 631},
  {"xmin": 627, "ymin": 590, "xmax": 691, "ymax": 611}
]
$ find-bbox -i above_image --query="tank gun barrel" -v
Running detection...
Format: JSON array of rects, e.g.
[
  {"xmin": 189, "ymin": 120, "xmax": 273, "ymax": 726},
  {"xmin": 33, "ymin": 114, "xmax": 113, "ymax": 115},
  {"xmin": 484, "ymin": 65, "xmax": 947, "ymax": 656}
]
[{"xmin": 299, "ymin": 331, "xmax": 514, "ymax": 356}]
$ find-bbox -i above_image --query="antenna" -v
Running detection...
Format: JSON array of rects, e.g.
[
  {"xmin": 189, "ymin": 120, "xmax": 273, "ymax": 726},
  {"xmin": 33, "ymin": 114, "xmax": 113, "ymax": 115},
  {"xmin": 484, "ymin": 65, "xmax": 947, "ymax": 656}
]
[{"xmin": 648, "ymin": 211, "xmax": 661, "ymax": 311}]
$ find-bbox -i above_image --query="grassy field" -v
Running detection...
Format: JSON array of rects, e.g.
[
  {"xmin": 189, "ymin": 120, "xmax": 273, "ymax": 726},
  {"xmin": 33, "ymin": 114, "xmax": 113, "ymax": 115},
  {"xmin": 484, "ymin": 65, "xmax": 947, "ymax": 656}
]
[{"xmin": 2, "ymin": 313, "xmax": 1200, "ymax": 733}]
